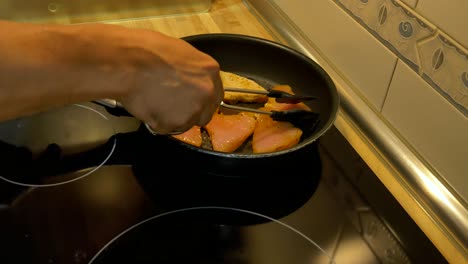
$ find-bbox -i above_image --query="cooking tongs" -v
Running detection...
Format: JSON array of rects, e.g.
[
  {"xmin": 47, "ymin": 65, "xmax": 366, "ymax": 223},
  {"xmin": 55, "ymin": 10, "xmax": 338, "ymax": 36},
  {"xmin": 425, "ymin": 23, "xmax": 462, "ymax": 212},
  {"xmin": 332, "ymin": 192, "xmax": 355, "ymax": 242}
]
[
  {"xmin": 221, "ymin": 87, "xmax": 320, "ymax": 126},
  {"xmin": 91, "ymin": 99, "xmax": 179, "ymax": 135},
  {"xmin": 224, "ymin": 87, "xmax": 317, "ymax": 104},
  {"xmin": 92, "ymin": 87, "xmax": 319, "ymax": 133}
]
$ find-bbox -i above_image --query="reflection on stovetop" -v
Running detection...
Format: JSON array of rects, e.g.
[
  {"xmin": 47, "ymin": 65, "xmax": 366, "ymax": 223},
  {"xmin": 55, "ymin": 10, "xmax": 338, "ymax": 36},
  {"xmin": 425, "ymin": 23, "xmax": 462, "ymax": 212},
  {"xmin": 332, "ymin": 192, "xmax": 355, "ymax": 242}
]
[
  {"xmin": 89, "ymin": 207, "xmax": 336, "ymax": 264},
  {"xmin": 0, "ymin": 126, "xmax": 448, "ymax": 264},
  {"xmin": 0, "ymin": 166, "xmax": 152, "ymax": 263}
]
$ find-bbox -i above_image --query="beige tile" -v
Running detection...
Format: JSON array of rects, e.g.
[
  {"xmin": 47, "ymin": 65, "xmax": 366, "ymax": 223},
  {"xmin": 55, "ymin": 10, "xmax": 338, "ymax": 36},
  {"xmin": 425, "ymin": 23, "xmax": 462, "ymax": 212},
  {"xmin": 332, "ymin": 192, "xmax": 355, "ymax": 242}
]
[
  {"xmin": 382, "ymin": 60, "xmax": 468, "ymax": 200},
  {"xmin": 416, "ymin": 0, "xmax": 468, "ymax": 48},
  {"xmin": 417, "ymin": 32, "xmax": 468, "ymax": 113},
  {"xmin": 272, "ymin": 0, "xmax": 397, "ymax": 111},
  {"xmin": 336, "ymin": 0, "xmax": 386, "ymax": 31}
]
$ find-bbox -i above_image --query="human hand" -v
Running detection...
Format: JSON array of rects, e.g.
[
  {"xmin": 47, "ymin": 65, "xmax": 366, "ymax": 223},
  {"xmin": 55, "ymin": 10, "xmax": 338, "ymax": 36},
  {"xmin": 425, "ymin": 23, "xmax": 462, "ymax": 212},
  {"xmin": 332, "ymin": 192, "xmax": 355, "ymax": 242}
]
[
  {"xmin": 82, "ymin": 27, "xmax": 224, "ymax": 134},
  {"xmin": 0, "ymin": 21, "xmax": 223, "ymax": 127},
  {"xmin": 110, "ymin": 28, "xmax": 224, "ymax": 135}
]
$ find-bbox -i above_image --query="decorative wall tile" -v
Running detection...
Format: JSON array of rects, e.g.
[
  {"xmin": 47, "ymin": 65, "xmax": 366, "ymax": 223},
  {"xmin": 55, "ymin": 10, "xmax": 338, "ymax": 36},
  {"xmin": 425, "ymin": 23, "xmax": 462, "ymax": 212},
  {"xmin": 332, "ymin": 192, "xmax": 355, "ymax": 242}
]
[
  {"xmin": 333, "ymin": 0, "xmax": 467, "ymax": 116},
  {"xmin": 416, "ymin": 0, "xmax": 468, "ymax": 49},
  {"xmin": 336, "ymin": 0, "xmax": 386, "ymax": 31},
  {"xmin": 272, "ymin": 0, "xmax": 468, "ymax": 197},
  {"xmin": 372, "ymin": 0, "xmax": 435, "ymax": 70},
  {"xmin": 417, "ymin": 33, "xmax": 468, "ymax": 114},
  {"xmin": 335, "ymin": 0, "xmax": 435, "ymax": 71},
  {"xmin": 272, "ymin": 0, "xmax": 398, "ymax": 111}
]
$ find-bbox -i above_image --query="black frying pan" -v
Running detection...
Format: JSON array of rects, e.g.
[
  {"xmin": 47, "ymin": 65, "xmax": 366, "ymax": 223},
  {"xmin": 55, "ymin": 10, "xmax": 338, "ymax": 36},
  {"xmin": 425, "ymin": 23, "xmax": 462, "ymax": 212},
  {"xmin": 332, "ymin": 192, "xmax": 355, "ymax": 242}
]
[
  {"xmin": 135, "ymin": 33, "xmax": 338, "ymax": 173},
  {"xmin": 94, "ymin": 33, "xmax": 339, "ymax": 175}
]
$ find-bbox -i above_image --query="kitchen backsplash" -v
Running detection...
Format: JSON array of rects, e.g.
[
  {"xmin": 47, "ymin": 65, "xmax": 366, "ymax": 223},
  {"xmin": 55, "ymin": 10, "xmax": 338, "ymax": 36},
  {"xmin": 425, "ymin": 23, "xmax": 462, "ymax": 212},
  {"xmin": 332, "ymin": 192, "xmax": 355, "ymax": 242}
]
[
  {"xmin": 335, "ymin": 0, "xmax": 467, "ymax": 116},
  {"xmin": 271, "ymin": 0, "xmax": 468, "ymax": 201}
]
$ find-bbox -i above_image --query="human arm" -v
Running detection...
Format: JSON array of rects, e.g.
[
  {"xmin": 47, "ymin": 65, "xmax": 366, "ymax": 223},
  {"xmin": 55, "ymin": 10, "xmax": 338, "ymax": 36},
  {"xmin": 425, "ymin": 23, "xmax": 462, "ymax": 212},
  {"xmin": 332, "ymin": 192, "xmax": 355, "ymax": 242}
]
[{"xmin": 0, "ymin": 20, "xmax": 223, "ymax": 134}]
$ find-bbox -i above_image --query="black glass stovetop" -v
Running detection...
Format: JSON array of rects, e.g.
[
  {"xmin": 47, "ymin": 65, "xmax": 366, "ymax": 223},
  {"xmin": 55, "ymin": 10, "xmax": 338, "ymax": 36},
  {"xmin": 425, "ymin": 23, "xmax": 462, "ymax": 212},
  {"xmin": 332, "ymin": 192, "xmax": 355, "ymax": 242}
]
[{"xmin": 0, "ymin": 103, "xmax": 448, "ymax": 264}]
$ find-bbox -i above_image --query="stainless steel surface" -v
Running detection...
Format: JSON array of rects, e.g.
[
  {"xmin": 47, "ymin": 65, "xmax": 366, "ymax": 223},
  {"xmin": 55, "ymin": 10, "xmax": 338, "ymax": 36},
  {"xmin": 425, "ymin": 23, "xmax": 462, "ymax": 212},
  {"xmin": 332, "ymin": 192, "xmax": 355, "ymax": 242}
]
[
  {"xmin": 223, "ymin": 87, "xmax": 317, "ymax": 102},
  {"xmin": 220, "ymin": 101, "xmax": 272, "ymax": 115},
  {"xmin": 93, "ymin": 99, "xmax": 123, "ymax": 109},
  {"xmin": 224, "ymin": 87, "xmax": 270, "ymax": 96},
  {"xmin": 219, "ymin": 101, "xmax": 318, "ymax": 126},
  {"xmin": 243, "ymin": 0, "xmax": 468, "ymax": 256},
  {"xmin": 92, "ymin": 99, "xmax": 184, "ymax": 136}
]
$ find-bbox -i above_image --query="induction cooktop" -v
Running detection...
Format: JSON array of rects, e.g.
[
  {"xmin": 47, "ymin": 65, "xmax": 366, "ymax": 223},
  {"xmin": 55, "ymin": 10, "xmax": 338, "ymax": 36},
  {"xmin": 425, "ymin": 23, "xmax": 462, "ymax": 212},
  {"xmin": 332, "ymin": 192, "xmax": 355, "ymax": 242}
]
[{"xmin": 0, "ymin": 102, "xmax": 447, "ymax": 264}]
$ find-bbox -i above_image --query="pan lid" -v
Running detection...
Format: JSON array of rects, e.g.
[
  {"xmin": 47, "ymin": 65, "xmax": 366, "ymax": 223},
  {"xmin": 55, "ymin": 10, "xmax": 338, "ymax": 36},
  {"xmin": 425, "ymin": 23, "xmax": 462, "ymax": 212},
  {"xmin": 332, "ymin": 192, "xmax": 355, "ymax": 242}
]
[
  {"xmin": 0, "ymin": 102, "xmax": 116, "ymax": 188},
  {"xmin": 89, "ymin": 206, "xmax": 335, "ymax": 264}
]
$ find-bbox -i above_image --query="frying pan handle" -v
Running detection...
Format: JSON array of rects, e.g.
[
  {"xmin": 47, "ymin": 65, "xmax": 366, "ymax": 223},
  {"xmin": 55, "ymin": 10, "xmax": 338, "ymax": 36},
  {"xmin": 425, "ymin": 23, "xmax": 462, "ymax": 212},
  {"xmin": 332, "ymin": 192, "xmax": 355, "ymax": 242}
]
[
  {"xmin": 92, "ymin": 99, "xmax": 133, "ymax": 117},
  {"xmin": 0, "ymin": 132, "xmax": 139, "ymax": 182},
  {"xmin": 92, "ymin": 100, "xmax": 184, "ymax": 136}
]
